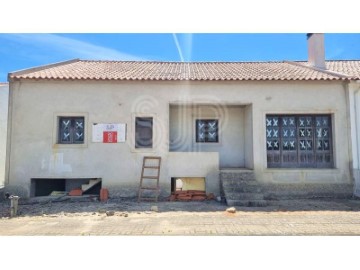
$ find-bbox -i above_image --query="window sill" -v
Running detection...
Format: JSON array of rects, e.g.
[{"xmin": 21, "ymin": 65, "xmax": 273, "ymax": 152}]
[
  {"xmin": 131, "ymin": 148, "xmax": 156, "ymax": 153},
  {"xmin": 53, "ymin": 143, "xmax": 88, "ymax": 149}
]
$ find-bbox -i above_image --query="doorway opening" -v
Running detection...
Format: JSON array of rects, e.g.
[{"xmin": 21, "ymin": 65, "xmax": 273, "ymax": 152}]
[
  {"xmin": 30, "ymin": 178, "xmax": 102, "ymax": 197},
  {"xmin": 170, "ymin": 177, "xmax": 207, "ymax": 201}
]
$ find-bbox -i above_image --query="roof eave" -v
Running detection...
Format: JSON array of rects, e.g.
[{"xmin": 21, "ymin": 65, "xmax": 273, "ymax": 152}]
[{"xmin": 8, "ymin": 58, "xmax": 80, "ymax": 82}]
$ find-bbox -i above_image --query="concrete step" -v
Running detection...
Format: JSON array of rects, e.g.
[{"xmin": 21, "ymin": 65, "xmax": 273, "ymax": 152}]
[
  {"xmin": 226, "ymin": 199, "xmax": 268, "ymax": 207},
  {"xmin": 221, "ymin": 180, "xmax": 260, "ymax": 188},
  {"xmin": 220, "ymin": 177, "xmax": 256, "ymax": 183},
  {"xmin": 220, "ymin": 174, "xmax": 256, "ymax": 182},
  {"xmin": 224, "ymin": 185, "xmax": 263, "ymax": 193},
  {"xmin": 225, "ymin": 192, "xmax": 265, "ymax": 201},
  {"xmin": 81, "ymin": 179, "xmax": 101, "ymax": 192},
  {"xmin": 220, "ymin": 170, "xmax": 267, "ymax": 207}
]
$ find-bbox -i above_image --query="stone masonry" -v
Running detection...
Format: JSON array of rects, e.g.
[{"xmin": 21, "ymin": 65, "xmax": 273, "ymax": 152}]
[
  {"xmin": 220, "ymin": 170, "xmax": 267, "ymax": 207},
  {"xmin": 220, "ymin": 170, "xmax": 354, "ymax": 207}
]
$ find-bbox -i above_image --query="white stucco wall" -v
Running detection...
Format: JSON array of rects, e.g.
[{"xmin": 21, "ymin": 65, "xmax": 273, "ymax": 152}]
[
  {"xmin": 244, "ymin": 105, "xmax": 254, "ymax": 169},
  {"xmin": 169, "ymin": 105, "xmax": 245, "ymax": 168},
  {"xmin": 6, "ymin": 79, "xmax": 352, "ymax": 197},
  {"xmin": 348, "ymin": 81, "xmax": 360, "ymax": 197},
  {"xmin": 0, "ymin": 83, "xmax": 9, "ymax": 187}
]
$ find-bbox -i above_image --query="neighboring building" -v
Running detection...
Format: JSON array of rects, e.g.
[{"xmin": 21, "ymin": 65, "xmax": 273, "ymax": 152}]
[
  {"xmin": 5, "ymin": 34, "xmax": 360, "ymax": 202},
  {"xmin": 0, "ymin": 83, "xmax": 9, "ymax": 187}
]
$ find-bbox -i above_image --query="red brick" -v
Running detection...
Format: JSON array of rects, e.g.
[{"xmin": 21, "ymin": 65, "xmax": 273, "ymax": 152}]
[
  {"xmin": 100, "ymin": 188, "xmax": 109, "ymax": 202},
  {"xmin": 69, "ymin": 189, "xmax": 83, "ymax": 196},
  {"xmin": 192, "ymin": 196, "xmax": 206, "ymax": 201},
  {"xmin": 177, "ymin": 197, "xmax": 192, "ymax": 201}
]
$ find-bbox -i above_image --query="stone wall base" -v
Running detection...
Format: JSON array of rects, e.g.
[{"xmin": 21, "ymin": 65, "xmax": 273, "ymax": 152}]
[
  {"xmin": 262, "ymin": 183, "xmax": 354, "ymax": 200},
  {"xmin": 105, "ymin": 184, "xmax": 172, "ymax": 199}
]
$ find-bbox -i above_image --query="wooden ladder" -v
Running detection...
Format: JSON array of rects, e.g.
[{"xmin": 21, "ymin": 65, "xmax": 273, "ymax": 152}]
[{"xmin": 138, "ymin": 156, "xmax": 161, "ymax": 202}]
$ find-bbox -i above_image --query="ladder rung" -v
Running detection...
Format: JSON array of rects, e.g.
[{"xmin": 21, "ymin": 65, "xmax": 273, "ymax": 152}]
[
  {"xmin": 142, "ymin": 176, "xmax": 159, "ymax": 179},
  {"xmin": 140, "ymin": 187, "xmax": 159, "ymax": 190},
  {"xmin": 139, "ymin": 156, "xmax": 161, "ymax": 202}
]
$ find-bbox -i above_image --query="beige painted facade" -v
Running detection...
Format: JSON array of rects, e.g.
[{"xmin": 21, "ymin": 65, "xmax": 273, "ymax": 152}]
[
  {"xmin": 0, "ymin": 83, "xmax": 9, "ymax": 187},
  {"xmin": 347, "ymin": 81, "xmax": 360, "ymax": 196},
  {"xmin": 5, "ymin": 79, "xmax": 352, "ymax": 197}
]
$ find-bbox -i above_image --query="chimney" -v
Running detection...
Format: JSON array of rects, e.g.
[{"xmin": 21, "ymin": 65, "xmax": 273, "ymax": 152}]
[{"xmin": 307, "ymin": 33, "xmax": 326, "ymax": 69}]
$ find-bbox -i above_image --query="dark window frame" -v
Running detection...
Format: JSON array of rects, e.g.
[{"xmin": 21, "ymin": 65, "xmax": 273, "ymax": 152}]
[
  {"xmin": 58, "ymin": 116, "xmax": 85, "ymax": 144},
  {"xmin": 135, "ymin": 117, "xmax": 153, "ymax": 149},
  {"xmin": 266, "ymin": 114, "xmax": 333, "ymax": 168},
  {"xmin": 195, "ymin": 119, "xmax": 219, "ymax": 143}
]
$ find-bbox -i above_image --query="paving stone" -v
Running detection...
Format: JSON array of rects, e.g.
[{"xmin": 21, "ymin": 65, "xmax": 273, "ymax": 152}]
[{"xmin": 1, "ymin": 199, "xmax": 360, "ymax": 236}]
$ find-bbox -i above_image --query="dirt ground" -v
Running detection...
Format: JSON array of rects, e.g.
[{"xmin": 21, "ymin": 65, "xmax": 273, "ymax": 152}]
[
  {"xmin": 1, "ymin": 196, "xmax": 360, "ymax": 235},
  {"xmin": 1, "ymin": 195, "xmax": 360, "ymax": 218}
]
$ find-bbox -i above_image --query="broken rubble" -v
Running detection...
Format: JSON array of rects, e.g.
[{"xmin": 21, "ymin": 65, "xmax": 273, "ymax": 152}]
[
  {"xmin": 226, "ymin": 207, "xmax": 236, "ymax": 213},
  {"xmin": 106, "ymin": 211, "xmax": 115, "ymax": 216}
]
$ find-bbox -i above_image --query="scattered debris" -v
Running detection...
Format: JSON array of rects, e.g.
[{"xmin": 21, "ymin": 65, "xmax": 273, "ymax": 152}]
[
  {"xmin": 106, "ymin": 210, "xmax": 115, "ymax": 216},
  {"xmin": 206, "ymin": 193, "xmax": 215, "ymax": 200},
  {"xmin": 226, "ymin": 207, "xmax": 236, "ymax": 213},
  {"xmin": 50, "ymin": 191, "xmax": 67, "ymax": 196},
  {"xmin": 168, "ymin": 190, "xmax": 215, "ymax": 202},
  {"xmin": 150, "ymin": 205, "xmax": 158, "ymax": 212}
]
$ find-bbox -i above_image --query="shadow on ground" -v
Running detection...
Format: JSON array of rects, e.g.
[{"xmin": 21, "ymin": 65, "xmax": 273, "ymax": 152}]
[{"xmin": 1, "ymin": 196, "xmax": 360, "ymax": 218}]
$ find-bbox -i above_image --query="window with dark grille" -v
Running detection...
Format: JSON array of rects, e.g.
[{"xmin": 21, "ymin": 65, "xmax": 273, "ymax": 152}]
[
  {"xmin": 196, "ymin": 119, "xmax": 219, "ymax": 143},
  {"xmin": 58, "ymin": 117, "xmax": 85, "ymax": 144},
  {"xmin": 266, "ymin": 115, "xmax": 333, "ymax": 168},
  {"xmin": 135, "ymin": 117, "xmax": 153, "ymax": 148}
]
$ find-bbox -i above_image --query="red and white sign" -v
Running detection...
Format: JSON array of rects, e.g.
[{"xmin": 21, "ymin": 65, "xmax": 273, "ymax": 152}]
[
  {"xmin": 103, "ymin": 131, "xmax": 117, "ymax": 143},
  {"xmin": 92, "ymin": 123, "xmax": 126, "ymax": 143}
]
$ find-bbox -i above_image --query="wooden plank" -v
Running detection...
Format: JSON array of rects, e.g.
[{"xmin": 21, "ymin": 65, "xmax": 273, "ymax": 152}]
[
  {"xmin": 142, "ymin": 176, "xmax": 159, "ymax": 179},
  {"xmin": 140, "ymin": 187, "xmax": 159, "ymax": 190}
]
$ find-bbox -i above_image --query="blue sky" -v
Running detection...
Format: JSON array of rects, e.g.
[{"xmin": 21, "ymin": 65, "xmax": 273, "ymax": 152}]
[{"xmin": 1, "ymin": 33, "xmax": 360, "ymax": 82}]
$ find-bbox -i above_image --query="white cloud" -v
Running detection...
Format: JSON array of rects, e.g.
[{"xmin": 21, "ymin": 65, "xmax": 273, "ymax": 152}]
[{"xmin": 2, "ymin": 34, "xmax": 148, "ymax": 61}]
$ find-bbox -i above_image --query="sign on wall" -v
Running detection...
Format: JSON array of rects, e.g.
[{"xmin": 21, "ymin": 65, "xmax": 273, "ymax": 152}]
[{"xmin": 92, "ymin": 123, "xmax": 126, "ymax": 143}]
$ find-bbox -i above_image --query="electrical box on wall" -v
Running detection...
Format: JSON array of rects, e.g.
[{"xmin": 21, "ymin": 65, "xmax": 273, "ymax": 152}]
[{"xmin": 92, "ymin": 123, "xmax": 126, "ymax": 143}]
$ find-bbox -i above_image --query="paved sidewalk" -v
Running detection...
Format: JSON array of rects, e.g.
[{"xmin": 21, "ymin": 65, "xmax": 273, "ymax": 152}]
[
  {"xmin": 2, "ymin": 210, "xmax": 360, "ymax": 236},
  {"xmin": 1, "ymin": 198, "xmax": 360, "ymax": 235}
]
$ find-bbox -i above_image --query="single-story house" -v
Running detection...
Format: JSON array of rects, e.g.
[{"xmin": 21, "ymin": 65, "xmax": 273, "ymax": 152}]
[{"xmin": 4, "ymin": 34, "xmax": 360, "ymax": 204}]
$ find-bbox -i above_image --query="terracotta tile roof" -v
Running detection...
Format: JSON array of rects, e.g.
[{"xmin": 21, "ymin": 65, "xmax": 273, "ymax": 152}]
[
  {"xmin": 8, "ymin": 59, "xmax": 360, "ymax": 81},
  {"xmin": 300, "ymin": 60, "xmax": 360, "ymax": 78}
]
